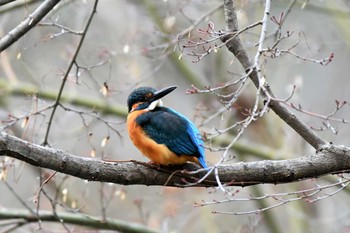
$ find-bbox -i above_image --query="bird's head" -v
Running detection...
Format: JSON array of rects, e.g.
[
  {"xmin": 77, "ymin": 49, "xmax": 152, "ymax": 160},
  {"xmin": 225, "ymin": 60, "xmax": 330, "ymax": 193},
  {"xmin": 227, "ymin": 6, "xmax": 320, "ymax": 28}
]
[{"xmin": 127, "ymin": 86, "xmax": 177, "ymax": 113}]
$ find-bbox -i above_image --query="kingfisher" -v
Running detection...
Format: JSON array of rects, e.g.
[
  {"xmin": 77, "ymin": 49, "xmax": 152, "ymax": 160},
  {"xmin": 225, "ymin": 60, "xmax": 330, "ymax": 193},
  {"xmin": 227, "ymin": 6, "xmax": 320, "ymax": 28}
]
[{"xmin": 127, "ymin": 86, "xmax": 207, "ymax": 169}]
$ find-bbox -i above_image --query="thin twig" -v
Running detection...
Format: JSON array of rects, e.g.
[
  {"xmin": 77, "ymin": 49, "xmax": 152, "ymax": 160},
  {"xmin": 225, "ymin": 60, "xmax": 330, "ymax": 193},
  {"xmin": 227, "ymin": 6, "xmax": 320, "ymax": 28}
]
[
  {"xmin": 43, "ymin": 0, "xmax": 100, "ymax": 145},
  {"xmin": 4, "ymin": 181, "xmax": 37, "ymax": 216}
]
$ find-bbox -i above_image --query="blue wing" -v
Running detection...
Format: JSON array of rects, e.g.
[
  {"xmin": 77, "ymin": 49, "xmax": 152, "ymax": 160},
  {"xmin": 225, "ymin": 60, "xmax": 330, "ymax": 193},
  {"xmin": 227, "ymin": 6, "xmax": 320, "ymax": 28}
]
[{"xmin": 135, "ymin": 107, "xmax": 207, "ymax": 168}]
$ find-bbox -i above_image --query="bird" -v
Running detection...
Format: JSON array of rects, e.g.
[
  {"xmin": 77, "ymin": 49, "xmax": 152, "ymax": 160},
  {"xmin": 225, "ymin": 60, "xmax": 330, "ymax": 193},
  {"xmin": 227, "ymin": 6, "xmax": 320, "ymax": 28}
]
[{"xmin": 126, "ymin": 86, "xmax": 207, "ymax": 169}]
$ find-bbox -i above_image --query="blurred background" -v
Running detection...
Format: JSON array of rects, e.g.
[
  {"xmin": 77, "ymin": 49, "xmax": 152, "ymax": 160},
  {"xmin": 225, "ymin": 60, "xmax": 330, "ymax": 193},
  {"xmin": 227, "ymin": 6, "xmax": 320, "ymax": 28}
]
[{"xmin": 1, "ymin": 0, "xmax": 350, "ymax": 232}]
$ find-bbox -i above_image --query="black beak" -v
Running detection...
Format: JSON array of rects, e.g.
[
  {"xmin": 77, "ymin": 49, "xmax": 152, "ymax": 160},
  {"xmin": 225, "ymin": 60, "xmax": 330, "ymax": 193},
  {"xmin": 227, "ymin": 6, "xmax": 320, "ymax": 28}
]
[{"xmin": 149, "ymin": 86, "xmax": 177, "ymax": 102}]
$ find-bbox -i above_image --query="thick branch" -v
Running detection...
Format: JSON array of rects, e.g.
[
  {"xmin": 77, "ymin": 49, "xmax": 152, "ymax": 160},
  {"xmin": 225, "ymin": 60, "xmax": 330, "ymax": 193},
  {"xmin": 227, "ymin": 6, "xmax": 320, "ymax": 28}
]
[
  {"xmin": 1, "ymin": 131, "xmax": 349, "ymax": 187},
  {"xmin": 0, "ymin": 0, "xmax": 14, "ymax": 6},
  {"xmin": 222, "ymin": 0, "xmax": 327, "ymax": 150},
  {"xmin": 0, "ymin": 0, "xmax": 61, "ymax": 52}
]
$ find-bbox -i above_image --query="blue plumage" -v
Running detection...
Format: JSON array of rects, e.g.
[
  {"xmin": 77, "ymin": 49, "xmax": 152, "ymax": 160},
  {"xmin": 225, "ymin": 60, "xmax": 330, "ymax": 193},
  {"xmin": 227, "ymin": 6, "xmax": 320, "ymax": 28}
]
[{"xmin": 135, "ymin": 106, "xmax": 207, "ymax": 168}]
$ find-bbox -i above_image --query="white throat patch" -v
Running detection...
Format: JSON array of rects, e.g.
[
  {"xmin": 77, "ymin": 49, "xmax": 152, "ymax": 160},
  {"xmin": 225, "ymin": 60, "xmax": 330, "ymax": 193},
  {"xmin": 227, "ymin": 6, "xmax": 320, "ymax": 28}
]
[{"xmin": 148, "ymin": 99, "xmax": 163, "ymax": 110}]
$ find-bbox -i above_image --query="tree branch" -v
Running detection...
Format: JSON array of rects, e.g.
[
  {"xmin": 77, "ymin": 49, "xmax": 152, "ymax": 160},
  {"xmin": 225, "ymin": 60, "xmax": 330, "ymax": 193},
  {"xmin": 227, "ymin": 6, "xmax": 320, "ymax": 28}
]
[
  {"xmin": 0, "ymin": 0, "xmax": 61, "ymax": 52},
  {"xmin": 221, "ymin": 0, "xmax": 328, "ymax": 150},
  {"xmin": 0, "ymin": 0, "xmax": 15, "ymax": 6},
  {"xmin": 43, "ymin": 0, "xmax": 99, "ymax": 145},
  {"xmin": 0, "ymin": 208, "xmax": 160, "ymax": 233},
  {"xmin": 0, "ymin": 80, "xmax": 127, "ymax": 117},
  {"xmin": 1, "ymin": 131, "xmax": 349, "ymax": 187}
]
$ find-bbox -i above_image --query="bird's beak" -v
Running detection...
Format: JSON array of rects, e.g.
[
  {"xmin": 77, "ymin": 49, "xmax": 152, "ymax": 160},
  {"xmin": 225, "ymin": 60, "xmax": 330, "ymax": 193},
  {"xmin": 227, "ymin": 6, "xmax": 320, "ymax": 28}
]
[{"xmin": 149, "ymin": 86, "xmax": 177, "ymax": 102}]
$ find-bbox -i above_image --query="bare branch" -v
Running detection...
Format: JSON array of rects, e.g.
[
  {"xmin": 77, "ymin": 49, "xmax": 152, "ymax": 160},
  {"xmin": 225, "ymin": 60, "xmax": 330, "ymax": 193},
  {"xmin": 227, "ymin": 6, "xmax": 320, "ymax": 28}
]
[
  {"xmin": 0, "ymin": 208, "xmax": 160, "ymax": 233},
  {"xmin": 221, "ymin": 0, "xmax": 328, "ymax": 150},
  {"xmin": 1, "ymin": 131, "xmax": 350, "ymax": 187},
  {"xmin": 0, "ymin": 80, "xmax": 127, "ymax": 119},
  {"xmin": 200, "ymin": 177, "xmax": 350, "ymax": 215},
  {"xmin": 43, "ymin": 0, "xmax": 99, "ymax": 146},
  {"xmin": 0, "ymin": 0, "xmax": 61, "ymax": 52},
  {"xmin": 0, "ymin": 0, "xmax": 15, "ymax": 6}
]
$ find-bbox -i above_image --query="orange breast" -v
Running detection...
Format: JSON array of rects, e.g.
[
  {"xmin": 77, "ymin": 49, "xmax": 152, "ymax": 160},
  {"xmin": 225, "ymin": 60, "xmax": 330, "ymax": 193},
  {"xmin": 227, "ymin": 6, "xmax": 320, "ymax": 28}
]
[{"xmin": 127, "ymin": 110, "xmax": 200, "ymax": 166}]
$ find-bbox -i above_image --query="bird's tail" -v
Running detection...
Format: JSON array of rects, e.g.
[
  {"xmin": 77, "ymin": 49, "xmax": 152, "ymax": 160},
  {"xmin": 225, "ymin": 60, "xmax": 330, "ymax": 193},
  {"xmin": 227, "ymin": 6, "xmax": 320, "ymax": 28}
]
[{"xmin": 197, "ymin": 157, "xmax": 208, "ymax": 170}]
